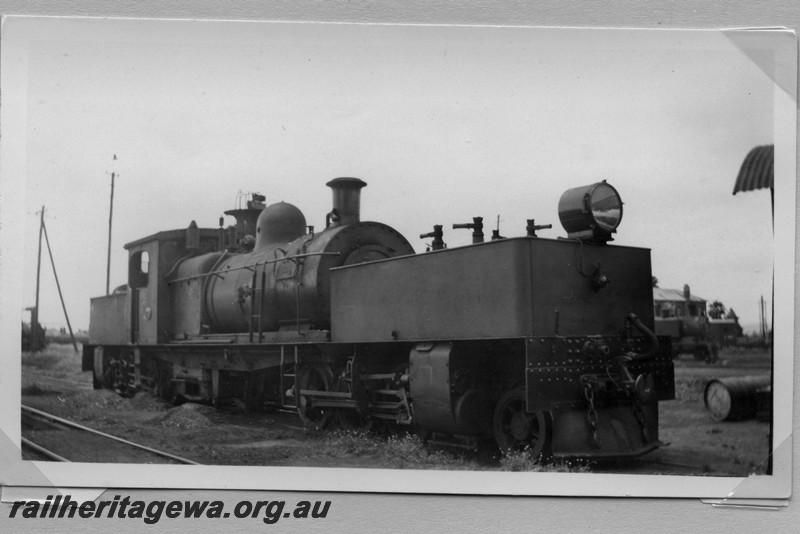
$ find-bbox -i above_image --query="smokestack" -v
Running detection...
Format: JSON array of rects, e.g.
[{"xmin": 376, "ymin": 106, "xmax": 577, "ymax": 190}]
[
  {"xmin": 326, "ymin": 177, "xmax": 367, "ymax": 227},
  {"xmin": 683, "ymin": 284, "xmax": 691, "ymax": 301}
]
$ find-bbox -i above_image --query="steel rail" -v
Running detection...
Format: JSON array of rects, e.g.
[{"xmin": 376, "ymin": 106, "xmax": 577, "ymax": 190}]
[
  {"xmin": 21, "ymin": 405, "xmax": 201, "ymax": 465},
  {"xmin": 20, "ymin": 436, "xmax": 70, "ymax": 462}
]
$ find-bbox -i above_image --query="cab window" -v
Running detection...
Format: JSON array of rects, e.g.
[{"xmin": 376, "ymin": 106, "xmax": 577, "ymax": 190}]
[{"xmin": 129, "ymin": 250, "xmax": 150, "ymax": 288}]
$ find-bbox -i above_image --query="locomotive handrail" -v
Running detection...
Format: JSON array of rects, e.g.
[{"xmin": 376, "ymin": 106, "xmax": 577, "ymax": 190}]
[
  {"xmin": 166, "ymin": 252, "xmax": 341, "ymax": 284},
  {"xmin": 162, "ymin": 251, "xmax": 198, "ymax": 279},
  {"xmin": 167, "ymin": 249, "xmax": 229, "ymax": 286}
]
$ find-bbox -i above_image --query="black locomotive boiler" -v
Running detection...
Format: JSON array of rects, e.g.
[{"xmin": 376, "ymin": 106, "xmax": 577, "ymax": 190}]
[{"xmin": 83, "ymin": 178, "xmax": 674, "ymax": 460}]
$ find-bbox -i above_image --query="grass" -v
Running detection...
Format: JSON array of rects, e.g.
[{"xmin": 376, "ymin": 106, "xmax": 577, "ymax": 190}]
[
  {"xmin": 319, "ymin": 430, "xmax": 593, "ymax": 472},
  {"xmin": 673, "ymin": 376, "xmax": 709, "ymax": 403},
  {"xmin": 320, "ymin": 430, "xmax": 473, "ymax": 470},
  {"xmin": 20, "ymin": 384, "xmax": 56, "ymax": 396},
  {"xmin": 22, "ymin": 343, "xmax": 84, "ymax": 376}
]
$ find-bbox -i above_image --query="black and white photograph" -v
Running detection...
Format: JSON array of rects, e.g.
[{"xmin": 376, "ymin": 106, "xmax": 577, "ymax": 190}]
[{"xmin": 0, "ymin": 15, "xmax": 795, "ymax": 503}]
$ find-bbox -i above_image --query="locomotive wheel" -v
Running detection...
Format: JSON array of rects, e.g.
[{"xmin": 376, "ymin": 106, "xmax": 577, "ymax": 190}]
[
  {"xmin": 148, "ymin": 359, "xmax": 179, "ymax": 403},
  {"xmin": 333, "ymin": 378, "xmax": 372, "ymax": 432},
  {"xmin": 297, "ymin": 364, "xmax": 334, "ymax": 431},
  {"xmin": 148, "ymin": 359, "xmax": 163, "ymax": 398},
  {"xmin": 493, "ymin": 388, "xmax": 553, "ymax": 460},
  {"xmin": 103, "ymin": 357, "xmax": 128, "ymax": 395}
]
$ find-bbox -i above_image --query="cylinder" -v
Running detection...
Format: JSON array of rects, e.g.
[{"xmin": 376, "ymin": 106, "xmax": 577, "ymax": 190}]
[
  {"xmin": 703, "ymin": 375, "xmax": 771, "ymax": 422},
  {"xmin": 327, "ymin": 177, "xmax": 366, "ymax": 226}
]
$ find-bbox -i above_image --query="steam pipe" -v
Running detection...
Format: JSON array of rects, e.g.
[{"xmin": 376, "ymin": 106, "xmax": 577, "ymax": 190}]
[{"xmin": 625, "ymin": 313, "xmax": 660, "ymax": 361}]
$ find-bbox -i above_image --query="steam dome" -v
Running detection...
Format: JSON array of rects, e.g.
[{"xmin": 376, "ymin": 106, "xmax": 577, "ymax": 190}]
[{"xmin": 255, "ymin": 202, "xmax": 307, "ymax": 250}]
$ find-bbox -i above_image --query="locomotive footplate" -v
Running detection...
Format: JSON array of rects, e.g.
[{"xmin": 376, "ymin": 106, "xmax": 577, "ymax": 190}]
[{"xmin": 525, "ymin": 334, "xmax": 674, "ymax": 458}]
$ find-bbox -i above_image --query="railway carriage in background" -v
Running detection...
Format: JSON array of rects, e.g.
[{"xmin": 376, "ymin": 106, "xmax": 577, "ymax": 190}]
[
  {"xmin": 653, "ymin": 285, "xmax": 719, "ymax": 362},
  {"xmin": 83, "ymin": 178, "xmax": 674, "ymax": 460}
]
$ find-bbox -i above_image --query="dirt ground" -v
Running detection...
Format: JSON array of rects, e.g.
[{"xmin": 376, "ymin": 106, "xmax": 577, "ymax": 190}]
[
  {"xmin": 19, "ymin": 344, "xmax": 772, "ymax": 475},
  {"xmin": 630, "ymin": 349, "xmax": 772, "ymax": 476}
]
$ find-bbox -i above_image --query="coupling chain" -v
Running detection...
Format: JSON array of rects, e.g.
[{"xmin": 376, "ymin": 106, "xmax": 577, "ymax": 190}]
[{"xmin": 583, "ymin": 382, "xmax": 600, "ymax": 449}]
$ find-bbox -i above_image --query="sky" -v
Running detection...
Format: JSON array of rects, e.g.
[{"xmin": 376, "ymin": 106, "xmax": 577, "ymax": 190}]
[{"xmin": 2, "ymin": 19, "xmax": 790, "ymax": 334}]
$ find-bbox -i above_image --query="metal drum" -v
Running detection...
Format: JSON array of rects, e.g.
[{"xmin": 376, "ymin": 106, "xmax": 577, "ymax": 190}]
[{"xmin": 704, "ymin": 375, "xmax": 771, "ymax": 421}]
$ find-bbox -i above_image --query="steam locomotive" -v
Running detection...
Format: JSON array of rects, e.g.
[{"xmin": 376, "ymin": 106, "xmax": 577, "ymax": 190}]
[{"xmin": 82, "ymin": 178, "xmax": 674, "ymax": 460}]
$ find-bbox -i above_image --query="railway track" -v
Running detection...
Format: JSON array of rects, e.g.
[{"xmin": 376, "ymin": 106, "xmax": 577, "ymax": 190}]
[{"xmin": 21, "ymin": 405, "xmax": 200, "ymax": 465}]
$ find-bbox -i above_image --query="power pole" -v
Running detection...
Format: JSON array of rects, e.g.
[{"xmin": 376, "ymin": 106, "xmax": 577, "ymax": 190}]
[
  {"xmin": 42, "ymin": 219, "xmax": 79, "ymax": 352},
  {"xmin": 31, "ymin": 206, "xmax": 45, "ymax": 352},
  {"xmin": 106, "ymin": 155, "xmax": 117, "ymax": 295}
]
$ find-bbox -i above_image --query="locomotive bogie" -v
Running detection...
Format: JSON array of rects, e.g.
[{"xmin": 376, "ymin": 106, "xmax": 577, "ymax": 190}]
[{"xmin": 409, "ymin": 342, "xmax": 500, "ymax": 437}]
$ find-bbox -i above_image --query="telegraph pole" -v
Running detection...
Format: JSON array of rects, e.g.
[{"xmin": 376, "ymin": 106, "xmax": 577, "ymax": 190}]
[
  {"xmin": 42, "ymin": 219, "xmax": 79, "ymax": 352},
  {"xmin": 106, "ymin": 155, "xmax": 117, "ymax": 295},
  {"xmin": 31, "ymin": 206, "xmax": 45, "ymax": 351}
]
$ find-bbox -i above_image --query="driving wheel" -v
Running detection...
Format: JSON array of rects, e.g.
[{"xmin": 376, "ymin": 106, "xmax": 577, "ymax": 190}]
[
  {"xmin": 493, "ymin": 388, "xmax": 553, "ymax": 460},
  {"xmin": 297, "ymin": 363, "xmax": 334, "ymax": 430}
]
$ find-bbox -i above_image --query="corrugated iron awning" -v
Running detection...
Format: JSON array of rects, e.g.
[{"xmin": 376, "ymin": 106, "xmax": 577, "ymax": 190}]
[
  {"xmin": 653, "ymin": 287, "xmax": 706, "ymax": 303},
  {"xmin": 733, "ymin": 144, "xmax": 773, "ymax": 195}
]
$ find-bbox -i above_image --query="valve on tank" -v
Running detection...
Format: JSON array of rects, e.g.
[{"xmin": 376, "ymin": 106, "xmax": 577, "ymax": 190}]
[
  {"xmin": 420, "ymin": 225, "xmax": 445, "ymax": 251},
  {"xmin": 526, "ymin": 219, "xmax": 552, "ymax": 237},
  {"xmin": 452, "ymin": 217, "xmax": 484, "ymax": 244}
]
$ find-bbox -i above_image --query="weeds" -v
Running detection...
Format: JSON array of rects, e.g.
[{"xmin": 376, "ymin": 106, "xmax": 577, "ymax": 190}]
[
  {"xmin": 498, "ymin": 447, "xmax": 591, "ymax": 473},
  {"xmin": 320, "ymin": 430, "xmax": 473, "ymax": 470},
  {"xmin": 674, "ymin": 377, "xmax": 707, "ymax": 403},
  {"xmin": 321, "ymin": 430, "xmax": 596, "ymax": 472},
  {"xmin": 325, "ymin": 431, "xmax": 382, "ymax": 456},
  {"xmin": 22, "ymin": 344, "xmax": 85, "ymax": 385}
]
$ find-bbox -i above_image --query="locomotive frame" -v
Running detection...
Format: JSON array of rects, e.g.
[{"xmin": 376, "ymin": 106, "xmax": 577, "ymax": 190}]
[{"xmin": 82, "ymin": 177, "xmax": 674, "ymax": 461}]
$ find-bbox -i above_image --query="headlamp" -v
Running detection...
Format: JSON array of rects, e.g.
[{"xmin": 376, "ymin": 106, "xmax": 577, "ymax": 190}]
[{"xmin": 558, "ymin": 181, "xmax": 623, "ymax": 242}]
